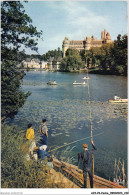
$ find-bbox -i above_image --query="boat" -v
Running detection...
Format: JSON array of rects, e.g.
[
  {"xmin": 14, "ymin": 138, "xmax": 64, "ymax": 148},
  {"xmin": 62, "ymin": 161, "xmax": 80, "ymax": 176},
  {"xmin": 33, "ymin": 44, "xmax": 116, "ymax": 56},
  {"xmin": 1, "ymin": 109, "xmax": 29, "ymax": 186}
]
[
  {"xmin": 73, "ymin": 81, "xmax": 87, "ymax": 85},
  {"xmin": 109, "ymin": 96, "xmax": 128, "ymax": 103},
  {"xmin": 47, "ymin": 81, "xmax": 57, "ymax": 85},
  {"xmin": 82, "ymin": 76, "xmax": 90, "ymax": 80},
  {"xmin": 109, "ymin": 99, "xmax": 128, "ymax": 103}
]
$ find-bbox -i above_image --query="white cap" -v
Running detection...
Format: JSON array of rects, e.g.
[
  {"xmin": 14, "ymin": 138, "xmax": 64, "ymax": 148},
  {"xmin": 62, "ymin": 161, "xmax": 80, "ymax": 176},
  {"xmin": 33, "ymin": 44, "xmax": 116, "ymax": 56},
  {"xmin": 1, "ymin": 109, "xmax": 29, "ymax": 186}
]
[{"xmin": 39, "ymin": 145, "xmax": 47, "ymax": 151}]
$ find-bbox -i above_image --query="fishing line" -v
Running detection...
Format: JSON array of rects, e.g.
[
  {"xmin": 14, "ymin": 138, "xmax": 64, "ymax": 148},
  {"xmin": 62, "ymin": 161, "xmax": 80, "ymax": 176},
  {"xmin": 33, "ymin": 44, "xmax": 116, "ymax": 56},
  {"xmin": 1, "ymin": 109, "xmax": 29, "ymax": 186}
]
[{"xmin": 48, "ymin": 132, "xmax": 103, "ymax": 153}]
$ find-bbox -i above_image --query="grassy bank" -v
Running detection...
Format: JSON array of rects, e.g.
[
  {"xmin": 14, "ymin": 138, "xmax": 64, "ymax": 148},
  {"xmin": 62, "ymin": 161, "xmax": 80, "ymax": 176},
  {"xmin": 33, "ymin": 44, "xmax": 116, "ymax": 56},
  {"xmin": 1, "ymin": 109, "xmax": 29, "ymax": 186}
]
[{"xmin": 1, "ymin": 124, "xmax": 63, "ymax": 188}]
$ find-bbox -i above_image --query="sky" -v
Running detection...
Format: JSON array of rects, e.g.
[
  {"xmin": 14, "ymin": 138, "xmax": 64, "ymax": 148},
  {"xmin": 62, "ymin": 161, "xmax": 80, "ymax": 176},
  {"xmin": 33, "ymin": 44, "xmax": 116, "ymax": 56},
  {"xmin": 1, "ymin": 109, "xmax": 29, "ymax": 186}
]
[{"xmin": 22, "ymin": 1, "xmax": 128, "ymax": 55}]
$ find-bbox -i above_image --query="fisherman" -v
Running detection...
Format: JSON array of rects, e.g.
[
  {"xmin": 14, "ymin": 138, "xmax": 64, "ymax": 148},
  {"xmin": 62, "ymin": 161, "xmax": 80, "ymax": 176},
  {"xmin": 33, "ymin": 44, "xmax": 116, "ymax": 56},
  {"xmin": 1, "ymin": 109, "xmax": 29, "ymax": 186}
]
[
  {"xmin": 39, "ymin": 119, "xmax": 48, "ymax": 145},
  {"xmin": 38, "ymin": 145, "xmax": 50, "ymax": 160},
  {"xmin": 78, "ymin": 140, "xmax": 97, "ymax": 188},
  {"xmin": 26, "ymin": 124, "xmax": 38, "ymax": 161}
]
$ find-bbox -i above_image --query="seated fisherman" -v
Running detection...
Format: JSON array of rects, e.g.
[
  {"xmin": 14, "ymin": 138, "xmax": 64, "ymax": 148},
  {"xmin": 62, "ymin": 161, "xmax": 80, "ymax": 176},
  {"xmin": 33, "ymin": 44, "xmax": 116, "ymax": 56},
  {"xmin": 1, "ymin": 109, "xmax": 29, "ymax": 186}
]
[{"xmin": 38, "ymin": 145, "xmax": 50, "ymax": 160}]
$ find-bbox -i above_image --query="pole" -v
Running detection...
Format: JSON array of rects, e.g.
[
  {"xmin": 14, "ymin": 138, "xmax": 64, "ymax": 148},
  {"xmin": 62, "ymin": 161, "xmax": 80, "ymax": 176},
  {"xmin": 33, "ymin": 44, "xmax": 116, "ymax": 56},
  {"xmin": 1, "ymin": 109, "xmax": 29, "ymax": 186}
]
[{"xmin": 87, "ymin": 69, "xmax": 94, "ymax": 175}]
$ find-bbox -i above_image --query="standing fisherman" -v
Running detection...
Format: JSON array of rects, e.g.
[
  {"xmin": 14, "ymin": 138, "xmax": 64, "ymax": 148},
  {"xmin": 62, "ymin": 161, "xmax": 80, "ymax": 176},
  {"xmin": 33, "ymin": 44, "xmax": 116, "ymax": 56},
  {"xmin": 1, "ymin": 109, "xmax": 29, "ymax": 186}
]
[
  {"xmin": 78, "ymin": 140, "xmax": 97, "ymax": 188},
  {"xmin": 39, "ymin": 119, "xmax": 48, "ymax": 145}
]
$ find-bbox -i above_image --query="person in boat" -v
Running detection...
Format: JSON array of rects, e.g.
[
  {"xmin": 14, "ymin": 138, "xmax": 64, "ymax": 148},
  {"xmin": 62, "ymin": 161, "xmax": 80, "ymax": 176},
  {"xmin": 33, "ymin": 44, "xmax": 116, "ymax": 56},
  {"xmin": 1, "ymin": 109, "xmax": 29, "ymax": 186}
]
[
  {"xmin": 78, "ymin": 140, "xmax": 97, "ymax": 188},
  {"xmin": 114, "ymin": 95, "xmax": 120, "ymax": 100},
  {"xmin": 26, "ymin": 123, "xmax": 38, "ymax": 161},
  {"xmin": 53, "ymin": 80, "xmax": 56, "ymax": 84},
  {"xmin": 38, "ymin": 119, "xmax": 48, "ymax": 145},
  {"xmin": 47, "ymin": 80, "xmax": 51, "ymax": 84}
]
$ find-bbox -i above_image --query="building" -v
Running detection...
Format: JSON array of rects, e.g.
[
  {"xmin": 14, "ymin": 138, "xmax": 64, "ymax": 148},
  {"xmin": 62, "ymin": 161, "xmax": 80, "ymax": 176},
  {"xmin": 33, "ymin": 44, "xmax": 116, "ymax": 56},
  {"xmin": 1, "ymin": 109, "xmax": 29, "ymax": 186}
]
[
  {"xmin": 21, "ymin": 58, "xmax": 41, "ymax": 69},
  {"xmin": 47, "ymin": 57, "xmax": 62, "ymax": 70},
  {"xmin": 41, "ymin": 61, "xmax": 48, "ymax": 69},
  {"xmin": 62, "ymin": 29, "xmax": 112, "ymax": 57}
]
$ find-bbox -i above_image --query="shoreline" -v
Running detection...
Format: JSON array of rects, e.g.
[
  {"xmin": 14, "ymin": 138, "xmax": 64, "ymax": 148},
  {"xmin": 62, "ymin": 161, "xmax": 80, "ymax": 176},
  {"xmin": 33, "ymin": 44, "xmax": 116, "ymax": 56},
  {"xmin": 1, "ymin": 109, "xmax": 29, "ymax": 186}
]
[{"xmin": 18, "ymin": 68, "xmax": 127, "ymax": 77}]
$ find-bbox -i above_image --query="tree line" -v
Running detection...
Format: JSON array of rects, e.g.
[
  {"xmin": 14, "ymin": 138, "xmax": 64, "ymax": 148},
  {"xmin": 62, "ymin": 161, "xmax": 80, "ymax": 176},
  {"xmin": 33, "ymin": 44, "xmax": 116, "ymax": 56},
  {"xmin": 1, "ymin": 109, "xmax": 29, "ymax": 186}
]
[
  {"xmin": 82, "ymin": 34, "xmax": 127, "ymax": 75},
  {"xmin": 23, "ymin": 47, "xmax": 63, "ymax": 61}
]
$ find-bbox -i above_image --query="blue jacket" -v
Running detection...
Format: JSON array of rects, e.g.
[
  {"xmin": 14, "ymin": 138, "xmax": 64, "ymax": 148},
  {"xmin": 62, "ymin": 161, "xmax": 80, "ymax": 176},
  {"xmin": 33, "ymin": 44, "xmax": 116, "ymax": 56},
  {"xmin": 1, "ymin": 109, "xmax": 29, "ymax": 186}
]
[{"xmin": 78, "ymin": 143, "xmax": 97, "ymax": 171}]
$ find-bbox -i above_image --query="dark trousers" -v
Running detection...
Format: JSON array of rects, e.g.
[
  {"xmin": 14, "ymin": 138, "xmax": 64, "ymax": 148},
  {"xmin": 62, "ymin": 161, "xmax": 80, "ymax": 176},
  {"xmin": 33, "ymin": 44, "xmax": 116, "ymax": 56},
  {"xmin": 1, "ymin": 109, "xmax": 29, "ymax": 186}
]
[
  {"xmin": 83, "ymin": 169, "xmax": 93, "ymax": 188},
  {"xmin": 40, "ymin": 134, "xmax": 47, "ymax": 145}
]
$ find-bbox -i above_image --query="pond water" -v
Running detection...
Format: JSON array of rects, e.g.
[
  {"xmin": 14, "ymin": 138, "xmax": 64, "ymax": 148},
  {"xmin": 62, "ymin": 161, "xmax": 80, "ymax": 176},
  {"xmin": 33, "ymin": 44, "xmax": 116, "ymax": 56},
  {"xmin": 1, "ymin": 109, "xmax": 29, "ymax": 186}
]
[{"xmin": 8, "ymin": 71, "xmax": 127, "ymax": 181}]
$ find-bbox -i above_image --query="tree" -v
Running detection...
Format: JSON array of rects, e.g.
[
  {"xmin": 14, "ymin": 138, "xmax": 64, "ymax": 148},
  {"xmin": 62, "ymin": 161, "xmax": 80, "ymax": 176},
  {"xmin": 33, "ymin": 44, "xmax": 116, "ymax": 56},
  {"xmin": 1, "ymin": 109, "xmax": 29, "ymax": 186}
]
[
  {"xmin": 61, "ymin": 49, "xmax": 85, "ymax": 71},
  {"xmin": 80, "ymin": 34, "xmax": 127, "ymax": 75},
  {"xmin": 1, "ymin": 1, "xmax": 43, "ymax": 121},
  {"xmin": 42, "ymin": 48, "xmax": 63, "ymax": 61},
  {"xmin": 110, "ymin": 34, "xmax": 127, "ymax": 75}
]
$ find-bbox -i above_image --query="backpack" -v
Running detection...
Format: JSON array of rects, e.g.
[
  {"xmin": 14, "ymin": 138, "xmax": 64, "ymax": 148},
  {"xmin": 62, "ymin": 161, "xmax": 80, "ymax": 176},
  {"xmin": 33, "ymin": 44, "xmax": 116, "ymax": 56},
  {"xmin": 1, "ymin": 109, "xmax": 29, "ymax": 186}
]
[{"xmin": 39, "ymin": 125, "xmax": 42, "ymax": 134}]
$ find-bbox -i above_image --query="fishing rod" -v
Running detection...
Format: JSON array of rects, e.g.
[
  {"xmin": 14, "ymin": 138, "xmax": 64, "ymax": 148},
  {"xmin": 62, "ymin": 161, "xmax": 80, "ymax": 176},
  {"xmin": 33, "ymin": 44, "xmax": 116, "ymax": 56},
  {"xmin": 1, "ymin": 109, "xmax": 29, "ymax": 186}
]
[{"xmin": 48, "ymin": 132, "xmax": 103, "ymax": 153}]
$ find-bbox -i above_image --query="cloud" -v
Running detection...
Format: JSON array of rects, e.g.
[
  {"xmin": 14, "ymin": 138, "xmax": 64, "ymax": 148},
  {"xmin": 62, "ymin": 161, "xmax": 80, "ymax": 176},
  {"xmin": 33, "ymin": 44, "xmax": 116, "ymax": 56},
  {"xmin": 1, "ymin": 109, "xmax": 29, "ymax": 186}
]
[{"xmin": 48, "ymin": 1, "xmax": 110, "ymax": 39}]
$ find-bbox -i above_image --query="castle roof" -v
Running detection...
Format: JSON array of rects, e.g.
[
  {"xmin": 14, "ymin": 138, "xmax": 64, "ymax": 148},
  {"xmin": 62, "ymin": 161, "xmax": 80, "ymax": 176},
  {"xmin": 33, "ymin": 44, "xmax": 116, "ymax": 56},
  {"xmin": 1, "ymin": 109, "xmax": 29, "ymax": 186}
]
[{"xmin": 32, "ymin": 59, "xmax": 40, "ymax": 63}]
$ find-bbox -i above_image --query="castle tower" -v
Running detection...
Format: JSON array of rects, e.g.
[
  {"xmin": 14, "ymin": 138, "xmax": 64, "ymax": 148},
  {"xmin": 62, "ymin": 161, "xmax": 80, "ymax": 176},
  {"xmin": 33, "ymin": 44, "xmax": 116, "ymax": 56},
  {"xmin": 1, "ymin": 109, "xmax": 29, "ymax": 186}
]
[
  {"xmin": 101, "ymin": 29, "xmax": 107, "ymax": 42},
  {"xmin": 85, "ymin": 37, "xmax": 92, "ymax": 50},
  {"xmin": 62, "ymin": 37, "xmax": 69, "ymax": 57},
  {"xmin": 105, "ymin": 32, "xmax": 112, "ymax": 43}
]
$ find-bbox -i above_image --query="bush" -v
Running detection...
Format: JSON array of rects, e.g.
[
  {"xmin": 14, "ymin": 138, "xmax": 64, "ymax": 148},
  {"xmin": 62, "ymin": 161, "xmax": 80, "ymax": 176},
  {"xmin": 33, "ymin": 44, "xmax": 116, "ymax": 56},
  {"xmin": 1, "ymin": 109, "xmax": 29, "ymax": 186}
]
[{"xmin": 1, "ymin": 124, "xmax": 61, "ymax": 188}]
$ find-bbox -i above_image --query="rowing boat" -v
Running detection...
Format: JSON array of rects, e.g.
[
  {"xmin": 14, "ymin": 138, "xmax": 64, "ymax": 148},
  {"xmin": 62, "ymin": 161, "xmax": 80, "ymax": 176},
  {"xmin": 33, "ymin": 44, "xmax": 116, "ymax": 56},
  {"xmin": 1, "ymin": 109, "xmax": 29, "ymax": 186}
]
[
  {"xmin": 82, "ymin": 77, "xmax": 90, "ymax": 80},
  {"xmin": 47, "ymin": 82, "xmax": 57, "ymax": 85},
  {"xmin": 109, "ymin": 99, "xmax": 128, "ymax": 103},
  {"xmin": 73, "ymin": 81, "xmax": 87, "ymax": 85}
]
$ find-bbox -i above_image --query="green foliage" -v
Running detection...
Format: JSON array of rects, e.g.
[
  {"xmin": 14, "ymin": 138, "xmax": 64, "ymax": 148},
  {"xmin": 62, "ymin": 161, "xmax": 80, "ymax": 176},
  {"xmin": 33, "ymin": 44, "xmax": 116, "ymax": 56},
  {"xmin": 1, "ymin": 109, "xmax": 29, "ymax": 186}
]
[
  {"xmin": 110, "ymin": 34, "xmax": 128, "ymax": 75},
  {"xmin": 1, "ymin": 124, "xmax": 62, "ymax": 188},
  {"xmin": 1, "ymin": 1, "xmax": 43, "ymax": 121},
  {"xmin": 85, "ymin": 43, "xmax": 114, "ymax": 69},
  {"xmin": 42, "ymin": 47, "xmax": 63, "ymax": 61},
  {"xmin": 83, "ymin": 34, "xmax": 127, "ymax": 75},
  {"xmin": 1, "ymin": 1, "xmax": 42, "ymax": 52},
  {"xmin": 61, "ymin": 49, "xmax": 85, "ymax": 71}
]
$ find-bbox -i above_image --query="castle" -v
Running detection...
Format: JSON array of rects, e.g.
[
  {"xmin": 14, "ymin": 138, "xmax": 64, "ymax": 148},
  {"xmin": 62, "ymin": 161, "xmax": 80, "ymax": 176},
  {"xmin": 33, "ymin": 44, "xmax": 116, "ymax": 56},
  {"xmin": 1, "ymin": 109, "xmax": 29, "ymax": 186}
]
[{"xmin": 62, "ymin": 29, "xmax": 112, "ymax": 57}]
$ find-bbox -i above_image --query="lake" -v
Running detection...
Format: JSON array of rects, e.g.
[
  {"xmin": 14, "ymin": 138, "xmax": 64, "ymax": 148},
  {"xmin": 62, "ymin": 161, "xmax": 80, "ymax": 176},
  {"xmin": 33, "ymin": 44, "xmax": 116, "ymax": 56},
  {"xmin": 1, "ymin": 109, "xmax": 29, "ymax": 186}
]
[{"xmin": 8, "ymin": 71, "xmax": 127, "ymax": 181}]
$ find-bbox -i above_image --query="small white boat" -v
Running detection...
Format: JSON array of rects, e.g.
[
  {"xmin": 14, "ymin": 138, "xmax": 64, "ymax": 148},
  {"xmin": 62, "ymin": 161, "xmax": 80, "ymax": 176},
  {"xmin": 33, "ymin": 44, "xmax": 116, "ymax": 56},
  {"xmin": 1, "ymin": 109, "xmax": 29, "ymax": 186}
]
[
  {"xmin": 47, "ymin": 81, "xmax": 57, "ymax": 85},
  {"xmin": 109, "ymin": 97, "xmax": 128, "ymax": 103},
  {"xmin": 82, "ymin": 77, "xmax": 90, "ymax": 80},
  {"xmin": 73, "ymin": 81, "xmax": 87, "ymax": 85}
]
